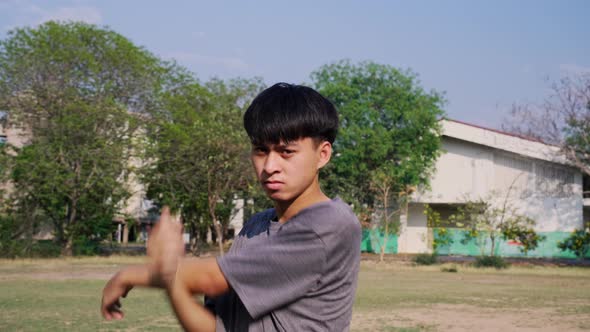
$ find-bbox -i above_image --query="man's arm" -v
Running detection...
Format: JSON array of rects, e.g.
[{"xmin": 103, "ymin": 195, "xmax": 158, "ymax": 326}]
[
  {"xmin": 165, "ymin": 258, "xmax": 229, "ymax": 332},
  {"xmin": 101, "ymin": 207, "xmax": 230, "ymax": 331},
  {"xmin": 101, "ymin": 258, "xmax": 229, "ymax": 330}
]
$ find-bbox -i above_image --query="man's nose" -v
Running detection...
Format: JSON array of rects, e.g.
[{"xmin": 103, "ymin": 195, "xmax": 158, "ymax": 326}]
[{"xmin": 263, "ymin": 152, "xmax": 281, "ymax": 174}]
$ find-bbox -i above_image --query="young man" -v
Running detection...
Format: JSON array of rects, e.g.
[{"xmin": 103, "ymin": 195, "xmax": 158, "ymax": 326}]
[{"xmin": 101, "ymin": 83, "xmax": 362, "ymax": 331}]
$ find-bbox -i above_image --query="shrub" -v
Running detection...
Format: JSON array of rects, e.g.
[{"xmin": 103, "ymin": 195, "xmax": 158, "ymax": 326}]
[
  {"xmin": 73, "ymin": 238, "xmax": 103, "ymax": 256},
  {"xmin": 557, "ymin": 229, "xmax": 590, "ymax": 259},
  {"xmin": 29, "ymin": 240, "xmax": 61, "ymax": 258},
  {"xmin": 474, "ymin": 255, "xmax": 510, "ymax": 269},
  {"xmin": 414, "ymin": 253, "xmax": 438, "ymax": 265},
  {"xmin": 441, "ymin": 265, "xmax": 458, "ymax": 273},
  {"xmin": 0, "ymin": 239, "xmax": 61, "ymax": 259}
]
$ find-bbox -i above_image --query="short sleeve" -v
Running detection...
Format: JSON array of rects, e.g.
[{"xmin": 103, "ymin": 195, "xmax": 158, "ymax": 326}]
[{"xmin": 216, "ymin": 222, "xmax": 326, "ymax": 319}]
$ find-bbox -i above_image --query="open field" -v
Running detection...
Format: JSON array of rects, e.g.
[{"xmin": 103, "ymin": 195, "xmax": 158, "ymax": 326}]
[{"xmin": 1, "ymin": 256, "xmax": 589, "ymax": 331}]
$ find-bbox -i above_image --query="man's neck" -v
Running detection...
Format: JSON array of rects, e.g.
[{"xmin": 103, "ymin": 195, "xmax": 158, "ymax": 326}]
[{"xmin": 274, "ymin": 181, "xmax": 330, "ymax": 223}]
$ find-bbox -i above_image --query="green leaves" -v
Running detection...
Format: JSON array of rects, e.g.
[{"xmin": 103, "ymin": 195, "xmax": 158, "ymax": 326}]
[
  {"xmin": 0, "ymin": 22, "xmax": 166, "ymax": 255},
  {"xmin": 143, "ymin": 77, "xmax": 266, "ymax": 253},
  {"xmin": 450, "ymin": 195, "xmax": 545, "ymax": 256},
  {"xmin": 313, "ymin": 60, "xmax": 445, "ymax": 208},
  {"xmin": 558, "ymin": 229, "xmax": 590, "ymax": 259}
]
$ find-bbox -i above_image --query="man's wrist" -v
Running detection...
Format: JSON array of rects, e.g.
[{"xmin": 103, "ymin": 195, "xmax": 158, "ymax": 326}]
[{"xmin": 115, "ymin": 264, "xmax": 156, "ymax": 288}]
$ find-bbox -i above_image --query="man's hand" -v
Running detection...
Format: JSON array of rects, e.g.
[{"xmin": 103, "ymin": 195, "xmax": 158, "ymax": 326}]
[
  {"xmin": 147, "ymin": 206, "xmax": 185, "ymax": 288},
  {"xmin": 101, "ymin": 270, "xmax": 133, "ymax": 320},
  {"xmin": 100, "ymin": 206, "xmax": 184, "ymax": 321}
]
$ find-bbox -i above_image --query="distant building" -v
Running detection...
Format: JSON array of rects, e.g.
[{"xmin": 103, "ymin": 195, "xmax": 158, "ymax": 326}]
[{"xmin": 364, "ymin": 119, "xmax": 589, "ymax": 258}]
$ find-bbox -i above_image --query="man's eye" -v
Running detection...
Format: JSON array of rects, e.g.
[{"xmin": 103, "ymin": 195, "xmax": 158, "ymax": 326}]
[
  {"xmin": 282, "ymin": 149, "xmax": 295, "ymax": 156},
  {"xmin": 253, "ymin": 147, "xmax": 267, "ymax": 154}
]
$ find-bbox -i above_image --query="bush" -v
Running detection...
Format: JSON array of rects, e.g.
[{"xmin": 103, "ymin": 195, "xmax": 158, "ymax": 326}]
[
  {"xmin": 414, "ymin": 253, "xmax": 438, "ymax": 265},
  {"xmin": 0, "ymin": 239, "xmax": 61, "ymax": 258},
  {"xmin": 29, "ymin": 240, "xmax": 61, "ymax": 258},
  {"xmin": 73, "ymin": 238, "xmax": 103, "ymax": 256},
  {"xmin": 474, "ymin": 255, "xmax": 510, "ymax": 269},
  {"xmin": 557, "ymin": 229, "xmax": 590, "ymax": 259},
  {"xmin": 441, "ymin": 265, "xmax": 458, "ymax": 273}
]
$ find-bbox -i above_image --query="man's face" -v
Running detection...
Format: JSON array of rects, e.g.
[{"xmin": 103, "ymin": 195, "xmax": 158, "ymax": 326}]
[{"xmin": 250, "ymin": 137, "xmax": 330, "ymax": 202}]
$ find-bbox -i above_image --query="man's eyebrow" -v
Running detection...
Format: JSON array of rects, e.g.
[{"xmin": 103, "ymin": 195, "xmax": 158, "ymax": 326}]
[{"xmin": 279, "ymin": 141, "xmax": 299, "ymax": 148}]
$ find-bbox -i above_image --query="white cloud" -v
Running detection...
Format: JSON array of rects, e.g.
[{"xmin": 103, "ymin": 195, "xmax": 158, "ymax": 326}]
[
  {"xmin": 559, "ymin": 63, "xmax": 590, "ymax": 75},
  {"xmin": 166, "ymin": 51, "xmax": 250, "ymax": 71}
]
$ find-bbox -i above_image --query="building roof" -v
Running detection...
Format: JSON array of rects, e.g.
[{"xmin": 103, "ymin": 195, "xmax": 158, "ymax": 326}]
[{"xmin": 441, "ymin": 118, "xmax": 569, "ymax": 166}]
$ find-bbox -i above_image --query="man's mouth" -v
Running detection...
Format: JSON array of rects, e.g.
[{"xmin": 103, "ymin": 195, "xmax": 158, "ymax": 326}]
[{"xmin": 263, "ymin": 181, "xmax": 283, "ymax": 190}]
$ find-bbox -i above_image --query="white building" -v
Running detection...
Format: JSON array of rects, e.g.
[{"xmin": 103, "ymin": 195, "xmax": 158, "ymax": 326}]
[{"xmin": 393, "ymin": 119, "xmax": 590, "ymax": 258}]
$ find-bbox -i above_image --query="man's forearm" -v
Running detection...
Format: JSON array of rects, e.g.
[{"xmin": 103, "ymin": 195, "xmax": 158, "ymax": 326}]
[
  {"xmin": 166, "ymin": 277, "xmax": 216, "ymax": 332},
  {"xmin": 164, "ymin": 258, "xmax": 227, "ymax": 332},
  {"xmin": 116, "ymin": 258, "xmax": 228, "ymax": 295},
  {"xmin": 112, "ymin": 257, "xmax": 228, "ymax": 331},
  {"xmin": 117, "ymin": 264, "xmax": 156, "ymax": 288}
]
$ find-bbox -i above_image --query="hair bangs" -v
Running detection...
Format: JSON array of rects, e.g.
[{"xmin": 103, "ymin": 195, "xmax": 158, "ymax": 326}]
[{"xmin": 244, "ymin": 83, "xmax": 338, "ymax": 146}]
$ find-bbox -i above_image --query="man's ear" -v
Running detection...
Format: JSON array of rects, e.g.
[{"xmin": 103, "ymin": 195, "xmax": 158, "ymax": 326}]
[{"xmin": 317, "ymin": 141, "xmax": 332, "ymax": 170}]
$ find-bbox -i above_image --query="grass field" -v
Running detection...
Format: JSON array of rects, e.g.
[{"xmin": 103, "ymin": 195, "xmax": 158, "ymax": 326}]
[{"xmin": 1, "ymin": 256, "xmax": 589, "ymax": 331}]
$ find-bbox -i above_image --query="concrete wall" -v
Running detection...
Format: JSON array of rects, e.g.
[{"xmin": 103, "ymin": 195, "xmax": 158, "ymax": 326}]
[
  {"xmin": 397, "ymin": 203, "xmax": 430, "ymax": 253},
  {"xmin": 413, "ymin": 137, "xmax": 584, "ymax": 230},
  {"xmin": 404, "ymin": 121, "xmax": 586, "ymax": 256}
]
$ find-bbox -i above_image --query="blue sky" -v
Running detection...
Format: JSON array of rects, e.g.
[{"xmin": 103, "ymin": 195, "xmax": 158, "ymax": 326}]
[{"xmin": 1, "ymin": 0, "xmax": 588, "ymax": 128}]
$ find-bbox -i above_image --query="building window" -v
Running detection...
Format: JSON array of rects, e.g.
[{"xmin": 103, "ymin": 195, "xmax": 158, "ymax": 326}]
[
  {"xmin": 494, "ymin": 152, "xmax": 533, "ymax": 195},
  {"xmin": 426, "ymin": 203, "xmax": 467, "ymax": 228},
  {"xmin": 496, "ymin": 153, "xmax": 533, "ymax": 173},
  {"xmin": 535, "ymin": 162, "xmax": 575, "ymax": 196}
]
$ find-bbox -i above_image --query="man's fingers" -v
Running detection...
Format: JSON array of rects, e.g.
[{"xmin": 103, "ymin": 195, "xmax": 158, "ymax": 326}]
[
  {"xmin": 122, "ymin": 286, "xmax": 132, "ymax": 298},
  {"xmin": 161, "ymin": 206, "xmax": 170, "ymax": 218},
  {"xmin": 107, "ymin": 306, "xmax": 125, "ymax": 320},
  {"xmin": 102, "ymin": 300, "xmax": 125, "ymax": 320}
]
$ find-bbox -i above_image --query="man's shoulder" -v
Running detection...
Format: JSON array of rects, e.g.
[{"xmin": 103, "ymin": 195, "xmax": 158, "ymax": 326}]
[
  {"xmin": 298, "ymin": 198, "xmax": 361, "ymax": 235},
  {"xmin": 245, "ymin": 208, "xmax": 276, "ymax": 225},
  {"xmin": 238, "ymin": 208, "xmax": 276, "ymax": 236}
]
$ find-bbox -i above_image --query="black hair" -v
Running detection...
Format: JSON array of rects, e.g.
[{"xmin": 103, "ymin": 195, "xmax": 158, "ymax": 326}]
[{"xmin": 243, "ymin": 83, "xmax": 339, "ymax": 146}]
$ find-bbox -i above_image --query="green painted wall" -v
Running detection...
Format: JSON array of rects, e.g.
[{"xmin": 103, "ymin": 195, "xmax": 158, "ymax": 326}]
[
  {"xmin": 433, "ymin": 228, "xmax": 590, "ymax": 259},
  {"xmin": 361, "ymin": 228, "xmax": 589, "ymax": 259},
  {"xmin": 361, "ymin": 229, "xmax": 397, "ymax": 254}
]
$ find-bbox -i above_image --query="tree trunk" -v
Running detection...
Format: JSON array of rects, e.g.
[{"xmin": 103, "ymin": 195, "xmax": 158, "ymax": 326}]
[
  {"xmin": 62, "ymin": 201, "xmax": 78, "ymax": 256},
  {"xmin": 62, "ymin": 237, "xmax": 74, "ymax": 256},
  {"xmin": 207, "ymin": 191, "xmax": 226, "ymax": 255},
  {"xmin": 490, "ymin": 235, "xmax": 496, "ymax": 257},
  {"xmin": 123, "ymin": 223, "xmax": 129, "ymax": 245},
  {"xmin": 213, "ymin": 220, "xmax": 224, "ymax": 256},
  {"xmin": 380, "ymin": 222, "xmax": 389, "ymax": 262},
  {"xmin": 188, "ymin": 223, "xmax": 201, "ymax": 256},
  {"xmin": 379, "ymin": 190, "xmax": 390, "ymax": 263}
]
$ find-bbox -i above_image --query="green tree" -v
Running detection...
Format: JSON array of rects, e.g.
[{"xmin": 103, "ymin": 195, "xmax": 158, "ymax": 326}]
[
  {"xmin": 424, "ymin": 204, "xmax": 453, "ymax": 253},
  {"xmin": 450, "ymin": 191, "xmax": 545, "ymax": 257},
  {"xmin": 0, "ymin": 21, "xmax": 165, "ymax": 255},
  {"xmin": 142, "ymin": 70, "xmax": 211, "ymax": 255},
  {"xmin": 144, "ymin": 76, "xmax": 266, "ymax": 255},
  {"xmin": 311, "ymin": 60, "xmax": 445, "ymax": 260},
  {"xmin": 557, "ymin": 228, "xmax": 590, "ymax": 259},
  {"xmin": 203, "ymin": 78, "xmax": 267, "ymax": 255}
]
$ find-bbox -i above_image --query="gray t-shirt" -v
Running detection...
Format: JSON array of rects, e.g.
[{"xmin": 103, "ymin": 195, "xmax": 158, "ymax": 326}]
[{"xmin": 212, "ymin": 197, "xmax": 361, "ymax": 331}]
